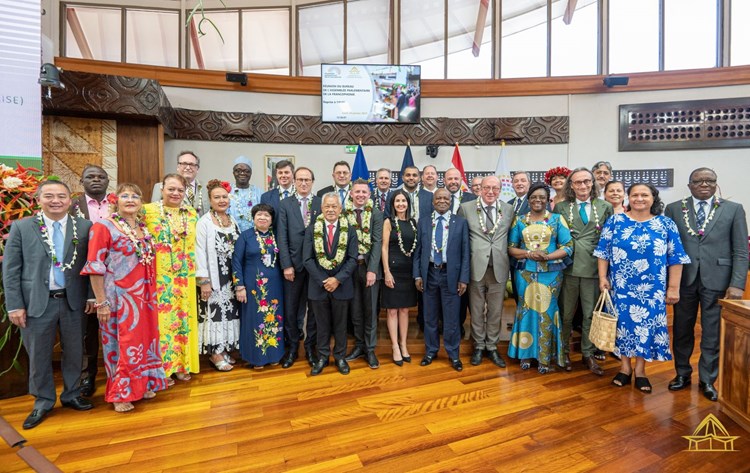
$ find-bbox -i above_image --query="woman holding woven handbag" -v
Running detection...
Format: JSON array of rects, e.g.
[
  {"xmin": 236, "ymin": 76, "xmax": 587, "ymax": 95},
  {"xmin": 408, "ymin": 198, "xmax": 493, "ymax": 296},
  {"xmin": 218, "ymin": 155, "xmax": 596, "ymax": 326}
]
[{"xmin": 594, "ymin": 183, "xmax": 690, "ymax": 393}]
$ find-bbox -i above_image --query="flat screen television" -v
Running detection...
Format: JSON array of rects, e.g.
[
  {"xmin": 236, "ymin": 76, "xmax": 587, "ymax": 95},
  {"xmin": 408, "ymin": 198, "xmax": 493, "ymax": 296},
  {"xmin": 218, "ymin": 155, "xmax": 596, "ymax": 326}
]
[{"xmin": 321, "ymin": 64, "xmax": 421, "ymax": 124}]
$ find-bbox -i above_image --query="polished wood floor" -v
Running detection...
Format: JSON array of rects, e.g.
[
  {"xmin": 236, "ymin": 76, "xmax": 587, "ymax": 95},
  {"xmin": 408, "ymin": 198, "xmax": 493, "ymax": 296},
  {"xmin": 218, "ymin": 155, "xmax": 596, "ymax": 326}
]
[{"xmin": 1, "ymin": 306, "xmax": 748, "ymax": 473}]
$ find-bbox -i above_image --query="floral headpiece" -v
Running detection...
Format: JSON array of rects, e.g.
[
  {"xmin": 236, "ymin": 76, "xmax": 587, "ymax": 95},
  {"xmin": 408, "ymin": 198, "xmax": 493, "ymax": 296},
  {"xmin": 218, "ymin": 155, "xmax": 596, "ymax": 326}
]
[
  {"xmin": 544, "ymin": 166, "xmax": 572, "ymax": 185},
  {"xmin": 220, "ymin": 181, "xmax": 232, "ymax": 193},
  {"xmin": 106, "ymin": 193, "xmax": 119, "ymax": 205}
]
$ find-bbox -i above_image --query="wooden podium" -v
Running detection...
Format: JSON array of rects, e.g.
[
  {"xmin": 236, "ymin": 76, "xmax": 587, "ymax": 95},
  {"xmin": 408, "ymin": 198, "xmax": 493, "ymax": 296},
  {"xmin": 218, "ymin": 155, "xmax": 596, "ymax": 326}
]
[{"xmin": 718, "ymin": 300, "xmax": 750, "ymax": 433}]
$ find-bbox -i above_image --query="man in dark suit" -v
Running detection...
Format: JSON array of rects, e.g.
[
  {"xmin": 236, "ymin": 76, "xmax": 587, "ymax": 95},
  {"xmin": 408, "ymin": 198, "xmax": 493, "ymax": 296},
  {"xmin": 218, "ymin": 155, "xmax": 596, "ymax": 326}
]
[
  {"xmin": 71, "ymin": 165, "xmax": 110, "ymax": 397},
  {"xmin": 278, "ymin": 167, "xmax": 321, "ymax": 368},
  {"xmin": 3, "ymin": 180, "xmax": 95, "ymax": 430},
  {"xmin": 343, "ymin": 179, "xmax": 384, "ymax": 369},
  {"xmin": 553, "ymin": 167, "xmax": 613, "ymax": 376},
  {"xmin": 317, "ymin": 161, "xmax": 352, "ymax": 205},
  {"xmin": 260, "ymin": 159, "xmax": 295, "ymax": 214},
  {"xmin": 413, "ymin": 188, "xmax": 470, "ymax": 372},
  {"xmin": 303, "ymin": 192, "xmax": 359, "ymax": 376},
  {"xmin": 373, "ymin": 167, "xmax": 393, "ymax": 214},
  {"xmin": 665, "ymin": 168, "xmax": 748, "ymax": 401},
  {"xmin": 507, "ymin": 170, "xmax": 530, "ymax": 306}
]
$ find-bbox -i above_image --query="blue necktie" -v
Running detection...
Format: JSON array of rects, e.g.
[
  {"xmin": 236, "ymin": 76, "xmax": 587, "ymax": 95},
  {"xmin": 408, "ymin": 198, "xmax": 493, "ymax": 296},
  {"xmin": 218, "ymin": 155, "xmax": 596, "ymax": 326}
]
[
  {"xmin": 696, "ymin": 201, "xmax": 707, "ymax": 227},
  {"xmin": 339, "ymin": 189, "xmax": 346, "ymax": 205},
  {"xmin": 53, "ymin": 221, "xmax": 66, "ymax": 287},
  {"xmin": 283, "ymin": 190, "xmax": 289, "ymax": 199},
  {"xmin": 579, "ymin": 202, "xmax": 589, "ymax": 225},
  {"xmin": 434, "ymin": 216, "xmax": 444, "ymax": 265}
]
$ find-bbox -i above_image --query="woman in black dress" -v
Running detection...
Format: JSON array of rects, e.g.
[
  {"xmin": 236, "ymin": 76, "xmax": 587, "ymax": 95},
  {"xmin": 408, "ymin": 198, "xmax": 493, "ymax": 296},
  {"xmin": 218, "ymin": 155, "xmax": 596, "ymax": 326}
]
[{"xmin": 381, "ymin": 190, "xmax": 418, "ymax": 365}]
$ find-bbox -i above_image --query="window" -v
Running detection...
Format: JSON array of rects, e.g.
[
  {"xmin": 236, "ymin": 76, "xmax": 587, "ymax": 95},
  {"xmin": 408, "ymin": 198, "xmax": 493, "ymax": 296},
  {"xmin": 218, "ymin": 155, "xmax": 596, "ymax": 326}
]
[
  {"xmin": 347, "ymin": 0, "xmax": 390, "ymax": 64},
  {"xmin": 730, "ymin": 0, "xmax": 750, "ymax": 66},
  {"xmin": 501, "ymin": 0, "xmax": 547, "ymax": 78},
  {"xmin": 447, "ymin": 0, "xmax": 493, "ymax": 79},
  {"xmin": 189, "ymin": 10, "xmax": 240, "ymax": 71},
  {"xmin": 242, "ymin": 9, "xmax": 290, "ymax": 75},
  {"xmin": 298, "ymin": 2, "xmax": 344, "ymax": 77},
  {"xmin": 401, "ymin": 0, "xmax": 445, "ymax": 79},
  {"xmin": 126, "ymin": 9, "xmax": 179, "ymax": 68},
  {"xmin": 664, "ymin": 0, "xmax": 718, "ymax": 70},
  {"xmin": 550, "ymin": 0, "xmax": 598, "ymax": 76},
  {"xmin": 64, "ymin": 5, "xmax": 122, "ymax": 62},
  {"xmin": 609, "ymin": 0, "xmax": 659, "ymax": 74}
]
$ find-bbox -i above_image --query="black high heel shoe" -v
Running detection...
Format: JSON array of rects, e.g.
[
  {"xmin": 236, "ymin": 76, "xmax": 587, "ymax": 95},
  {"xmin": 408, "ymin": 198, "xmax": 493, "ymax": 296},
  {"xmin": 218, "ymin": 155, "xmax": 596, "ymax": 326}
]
[
  {"xmin": 399, "ymin": 344, "xmax": 411, "ymax": 363},
  {"xmin": 392, "ymin": 346, "xmax": 403, "ymax": 366}
]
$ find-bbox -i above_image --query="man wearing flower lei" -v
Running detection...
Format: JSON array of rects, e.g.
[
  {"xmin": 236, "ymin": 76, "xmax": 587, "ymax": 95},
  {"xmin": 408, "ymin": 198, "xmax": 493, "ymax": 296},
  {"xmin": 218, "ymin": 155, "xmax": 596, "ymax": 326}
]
[
  {"xmin": 553, "ymin": 167, "xmax": 613, "ymax": 376},
  {"xmin": 228, "ymin": 156, "xmax": 263, "ymax": 233},
  {"xmin": 71, "ymin": 164, "xmax": 112, "ymax": 397},
  {"xmin": 413, "ymin": 188, "xmax": 470, "ymax": 372},
  {"xmin": 151, "ymin": 151, "xmax": 209, "ymax": 217},
  {"xmin": 4, "ymin": 180, "xmax": 95, "ymax": 429},
  {"xmin": 401, "ymin": 165, "xmax": 434, "ymax": 222},
  {"xmin": 260, "ymin": 159, "xmax": 296, "ymax": 216},
  {"xmin": 343, "ymin": 179, "xmax": 384, "ymax": 369},
  {"xmin": 665, "ymin": 168, "xmax": 748, "ymax": 401},
  {"xmin": 277, "ymin": 167, "xmax": 322, "ymax": 368},
  {"xmin": 302, "ymin": 193, "xmax": 359, "ymax": 376}
]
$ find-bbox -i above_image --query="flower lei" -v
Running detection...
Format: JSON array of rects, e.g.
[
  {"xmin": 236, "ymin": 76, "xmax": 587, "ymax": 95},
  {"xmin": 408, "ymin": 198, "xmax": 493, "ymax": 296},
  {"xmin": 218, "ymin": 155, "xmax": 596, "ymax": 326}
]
[
  {"xmin": 188, "ymin": 182, "xmax": 205, "ymax": 214},
  {"xmin": 212, "ymin": 210, "xmax": 232, "ymax": 230},
  {"xmin": 682, "ymin": 196, "xmax": 720, "ymax": 237},
  {"xmin": 394, "ymin": 218, "xmax": 417, "ymax": 257},
  {"xmin": 344, "ymin": 196, "xmax": 373, "ymax": 254},
  {"xmin": 157, "ymin": 202, "xmax": 190, "ymax": 272},
  {"xmin": 231, "ymin": 187, "xmax": 254, "ymax": 222},
  {"xmin": 476, "ymin": 199, "xmax": 502, "ymax": 235},
  {"xmin": 37, "ymin": 213, "xmax": 79, "ymax": 271},
  {"xmin": 111, "ymin": 212, "xmax": 155, "ymax": 268},
  {"xmin": 314, "ymin": 215, "xmax": 348, "ymax": 270},
  {"xmin": 255, "ymin": 229, "xmax": 279, "ymax": 268},
  {"xmin": 523, "ymin": 211, "xmax": 551, "ymax": 251},
  {"xmin": 431, "ymin": 214, "xmax": 450, "ymax": 254},
  {"xmin": 568, "ymin": 200, "xmax": 602, "ymax": 233}
]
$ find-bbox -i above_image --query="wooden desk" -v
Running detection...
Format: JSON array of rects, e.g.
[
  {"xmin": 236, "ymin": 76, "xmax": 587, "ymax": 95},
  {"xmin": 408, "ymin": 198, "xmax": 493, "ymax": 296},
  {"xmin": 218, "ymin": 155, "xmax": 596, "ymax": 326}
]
[{"xmin": 718, "ymin": 299, "xmax": 750, "ymax": 433}]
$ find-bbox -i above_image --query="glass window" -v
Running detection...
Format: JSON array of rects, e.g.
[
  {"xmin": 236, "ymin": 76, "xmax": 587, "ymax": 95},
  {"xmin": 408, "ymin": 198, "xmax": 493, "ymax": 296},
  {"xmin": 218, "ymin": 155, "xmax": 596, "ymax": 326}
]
[
  {"xmin": 299, "ymin": 2, "xmax": 344, "ymax": 77},
  {"xmin": 188, "ymin": 10, "xmax": 239, "ymax": 71},
  {"xmin": 664, "ymin": 0, "xmax": 718, "ymax": 70},
  {"xmin": 501, "ymin": 0, "xmax": 547, "ymax": 78},
  {"xmin": 242, "ymin": 9, "xmax": 290, "ymax": 75},
  {"xmin": 447, "ymin": 0, "xmax": 493, "ymax": 79},
  {"xmin": 609, "ymin": 0, "xmax": 659, "ymax": 73},
  {"xmin": 347, "ymin": 0, "xmax": 390, "ymax": 64},
  {"xmin": 551, "ymin": 0, "xmax": 598, "ymax": 76},
  {"xmin": 126, "ymin": 9, "xmax": 179, "ymax": 68},
  {"xmin": 730, "ymin": 0, "xmax": 750, "ymax": 66},
  {"xmin": 64, "ymin": 5, "xmax": 122, "ymax": 62},
  {"xmin": 401, "ymin": 0, "xmax": 445, "ymax": 79}
]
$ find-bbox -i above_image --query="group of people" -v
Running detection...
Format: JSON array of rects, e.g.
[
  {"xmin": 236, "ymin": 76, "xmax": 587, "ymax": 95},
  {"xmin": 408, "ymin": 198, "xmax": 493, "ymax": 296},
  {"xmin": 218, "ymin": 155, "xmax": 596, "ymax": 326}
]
[{"xmin": 3, "ymin": 151, "xmax": 746, "ymax": 430}]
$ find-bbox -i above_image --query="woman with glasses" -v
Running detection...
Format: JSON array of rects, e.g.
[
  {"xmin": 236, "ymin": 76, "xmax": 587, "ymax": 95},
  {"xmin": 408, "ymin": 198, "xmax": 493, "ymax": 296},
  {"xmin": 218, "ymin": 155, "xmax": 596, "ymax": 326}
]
[
  {"xmin": 144, "ymin": 173, "xmax": 200, "ymax": 383},
  {"xmin": 82, "ymin": 183, "xmax": 168, "ymax": 412}
]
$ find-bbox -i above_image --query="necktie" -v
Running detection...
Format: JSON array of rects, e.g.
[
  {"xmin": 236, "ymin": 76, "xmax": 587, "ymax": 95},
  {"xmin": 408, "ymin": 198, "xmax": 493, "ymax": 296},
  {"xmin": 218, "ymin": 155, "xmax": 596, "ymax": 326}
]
[
  {"xmin": 380, "ymin": 192, "xmax": 386, "ymax": 211},
  {"xmin": 186, "ymin": 184, "xmax": 195, "ymax": 205},
  {"xmin": 514, "ymin": 198, "xmax": 521, "ymax": 214},
  {"xmin": 52, "ymin": 221, "xmax": 66, "ymax": 287},
  {"xmin": 339, "ymin": 189, "xmax": 346, "ymax": 205},
  {"xmin": 355, "ymin": 209, "xmax": 363, "ymax": 227},
  {"xmin": 300, "ymin": 197, "xmax": 309, "ymax": 226},
  {"xmin": 283, "ymin": 189, "xmax": 289, "ymax": 199},
  {"xmin": 327, "ymin": 223, "xmax": 336, "ymax": 252},
  {"xmin": 696, "ymin": 200, "xmax": 707, "ymax": 227},
  {"xmin": 451, "ymin": 195, "xmax": 456, "ymax": 213},
  {"xmin": 485, "ymin": 205, "xmax": 495, "ymax": 227},
  {"xmin": 434, "ymin": 216, "xmax": 444, "ymax": 265},
  {"xmin": 579, "ymin": 202, "xmax": 589, "ymax": 225}
]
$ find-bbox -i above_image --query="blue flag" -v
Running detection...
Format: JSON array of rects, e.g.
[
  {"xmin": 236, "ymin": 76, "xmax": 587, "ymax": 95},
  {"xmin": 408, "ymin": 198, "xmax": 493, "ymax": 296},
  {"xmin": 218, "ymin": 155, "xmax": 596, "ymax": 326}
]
[
  {"xmin": 396, "ymin": 145, "xmax": 415, "ymax": 187},
  {"xmin": 351, "ymin": 144, "xmax": 371, "ymax": 188}
]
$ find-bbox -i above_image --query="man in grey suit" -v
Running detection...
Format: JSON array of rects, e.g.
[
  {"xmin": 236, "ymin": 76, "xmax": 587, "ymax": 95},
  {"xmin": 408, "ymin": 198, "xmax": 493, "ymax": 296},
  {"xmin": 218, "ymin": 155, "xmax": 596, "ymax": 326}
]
[
  {"xmin": 665, "ymin": 168, "xmax": 748, "ymax": 401},
  {"xmin": 459, "ymin": 176, "xmax": 513, "ymax": 367},
  {"xmin": 553, "ymin": 167, "xmax": 613, "ymax": 376},
  {"xmin": 277, "ymin": 167, "xmax": 321, "ymax": 369},
  {"xmin": 3, "ymin": 180, "xmax": 95, "ymax": 429}
]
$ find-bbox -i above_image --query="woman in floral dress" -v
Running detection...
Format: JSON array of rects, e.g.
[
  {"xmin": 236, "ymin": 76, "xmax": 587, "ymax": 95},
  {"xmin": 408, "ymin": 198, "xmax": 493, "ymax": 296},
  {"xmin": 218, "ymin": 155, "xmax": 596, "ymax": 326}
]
[
  {"xmin": 143, "ymin": 174, "xmax": 199, "ymax": 382},
  {"xmin": 232, "ymin": 203, "xmax": 285, "ymax": 368},
  {"xmin": 196, "ymin": 180, "xmax": 241, "ymax": 371},
  {"xmin": 82, "ymin": 183, "xmax": 168, "ymax": 412}
]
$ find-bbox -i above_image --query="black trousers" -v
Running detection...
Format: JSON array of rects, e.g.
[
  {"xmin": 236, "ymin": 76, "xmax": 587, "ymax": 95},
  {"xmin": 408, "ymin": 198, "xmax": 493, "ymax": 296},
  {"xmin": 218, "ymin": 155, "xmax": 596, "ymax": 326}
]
[
  {"xmin": 82, "ymin": 311, "xmax": 99, "ymax": 379},
  {"xmin": 350, "ymin": 263, "xmax": 379, "ymax": 352},
  {"xmin": 283, "ymin": 269, "xmax": 317, "ymax": 354},
  {"xmin": 311, "ymin": 295, "xmax": 349, "ymax": 361}
]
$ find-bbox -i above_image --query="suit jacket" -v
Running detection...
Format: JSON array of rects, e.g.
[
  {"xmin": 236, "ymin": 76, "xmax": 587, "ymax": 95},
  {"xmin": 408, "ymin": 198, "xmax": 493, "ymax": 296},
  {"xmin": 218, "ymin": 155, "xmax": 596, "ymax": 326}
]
[
  {"xmin": 70, "ymin": 194, "xmax": 91, "ymax": 220},
  {"xmin": 373, "ymin": 189, "xmax": 392, "ymax": 214},
  {"xmin": 278, "ymin": 194, "xmax": 322, "ymax": 272},
  {"xmin": 317, "ymin": 185, "xmax": 350, "ymax": 201},
  {"xmin": 260, "ymin": 187, "xmax": 295, "ymax": 209},
  {"xmin": 665, "ymin": 197, "xmax": 748, "ymax": 292},
  {"xmin": 151, "ymin": 180, "xmax": 209, "ymax": 216},
  {"xmin": 414, "ymin": 188, "xmax": 435, "ymax": 221},
  {"xmin": 508, "ymin": 195, "xmax": 530, "ymax": 217},
  {"xmin": 3, "ymin": 215, "xmax": 92, "ymax": 317},
  {"xmin": 458, "ymin": 199, "xmax": 513, "ymax": 282},
  {"xmin": 451, "ymin": 191, "xmax": 477, "ymax": 214},
  {"xmin": 303, "ymin": 219, "xmax": 359, "ymax": 300},
  {"xmin": 344, "ymin": 205, "xmax": 384, "ymax": 277},
  {"xmin": 413, "ymin": 212, "xmax": 470, "ymax": 293},
  {"xmin": 553, "ymin": 198, "xmax": 613, "ymax": 278}
]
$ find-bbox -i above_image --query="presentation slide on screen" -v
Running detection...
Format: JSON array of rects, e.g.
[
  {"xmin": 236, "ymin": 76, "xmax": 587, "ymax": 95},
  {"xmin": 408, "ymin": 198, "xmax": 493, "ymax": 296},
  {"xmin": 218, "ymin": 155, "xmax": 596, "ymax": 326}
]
[
  {"xmin": 321, "ymin": 64, "xmax": 421, "ymax": 123},
  {"xmin": 0, "ymin": 0, "xmax": 42, "ymax": 164}
]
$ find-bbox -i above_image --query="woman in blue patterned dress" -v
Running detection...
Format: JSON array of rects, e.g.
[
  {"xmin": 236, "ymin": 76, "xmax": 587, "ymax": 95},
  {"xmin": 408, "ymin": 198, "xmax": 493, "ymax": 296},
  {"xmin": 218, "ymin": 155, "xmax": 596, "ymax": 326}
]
[
  {"xmin": 594, "ymin": 183, "xmax": 690, "ymax": 393},
  {"xmin": 508, "ymin": 183, "xmax": 574, "ymax": 374}
]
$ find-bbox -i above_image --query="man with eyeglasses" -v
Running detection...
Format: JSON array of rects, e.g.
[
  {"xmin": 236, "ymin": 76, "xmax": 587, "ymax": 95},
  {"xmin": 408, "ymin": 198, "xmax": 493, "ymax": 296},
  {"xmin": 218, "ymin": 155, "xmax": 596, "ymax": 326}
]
[
  {"xmin": 317, "ymin": 161, "xmax": 352, "ymax": 204},
  {"xmin": 228, "ymin": 155, "xmax": 263, "ymax": 232},
  {"xmin": 458, "ymin": 176, "xmax": 512, "ymax": 368},
  {"xmin": 592, "ymin": 161, "xmax": 613, "ymax": 198},
  {"xmin": 151, "ymin": 151, "xmax": 209, "ymax": 216},
  {"xmin": 665, "ymin": 168, "xmax": 748, "ymax": 401},
  {"xmin": 553, "ymin": 167, "xmax": 613, "ymax": 376}
]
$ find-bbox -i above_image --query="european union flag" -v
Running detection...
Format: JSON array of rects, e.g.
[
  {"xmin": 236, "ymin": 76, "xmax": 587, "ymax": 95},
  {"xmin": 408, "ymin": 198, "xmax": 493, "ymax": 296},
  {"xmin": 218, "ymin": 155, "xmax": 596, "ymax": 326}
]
[{"xmin": 396, "ymin": 145, "xmax": 415, "ymax": 187}]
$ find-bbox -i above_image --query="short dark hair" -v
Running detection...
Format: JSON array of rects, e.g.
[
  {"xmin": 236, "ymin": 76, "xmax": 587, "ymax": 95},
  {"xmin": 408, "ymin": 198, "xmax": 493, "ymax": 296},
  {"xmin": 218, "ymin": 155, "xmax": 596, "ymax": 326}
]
[
  {"xmin": 162, "ymin": 173, "xmax": 187, "ymax": 188},
  {"xmin": 688, "ymin": 167, "xmax": 716, "ymax": 183},
  {"xmin": 177, "ymin": 150, "xmax": 200, "ymax": 166},
  {"xmin": 251, "ymin": 202, "xmax": 275, "ymax": 221},
  {"xmin": 527, "ymin": 182, "xmax": 550, "ymax": 201},
  {"xmin": 82, "ymin": 164, "xmax": 107, "ymax": 176},
  {"xmin": 275, "ymin": 159, "xmax": 294, "ymax": 173},
  {"xmin": 295, "ymin": 166, "xmax": 315, "ymax": 181},
  {"xmin": 36, "ymin": 179, "xmax": 71, "ymax": 197},
  {"xmin": 604, "ymin": 180, "xmax": 625, "ymax": 193},
  {"xmin": 627, "ymin": 182, "xmax": 664, "ymax": 215},
  {"xmin": 333, "ymin": 161, "xmax": 350, "ymax": 171},
  {"xmin": 351, "ymin": 178, "xmax": 370, "ymax": 188},
  {"xmin": 403, "ymin": 165, "xmax": 419, "ymax": 175}
]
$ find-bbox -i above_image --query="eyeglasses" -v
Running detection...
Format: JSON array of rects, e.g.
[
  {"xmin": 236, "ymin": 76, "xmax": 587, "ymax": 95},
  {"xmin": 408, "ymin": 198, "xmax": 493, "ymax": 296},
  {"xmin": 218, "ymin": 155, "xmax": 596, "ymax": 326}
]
[
  {"xmin": 178, "ymin": 162, "xmax": 199, "ymax": 169},
  {"xmin": 572, "ymin": 179, "xmax": 593, "ymax": 186},
  {"xmin": 690, "ymin": 179, "xmax": 717, "ymax": 186},
  {"xmin": 118, "ymin": 194, "xmax": 141, "ymax": 200},
  {"xmin": 481, "ymin": 186, "xmax": 501, "ymax": 192},
  {"xmin": 295, "ymin": 178, "xmax": 313, "ymax": 183}
]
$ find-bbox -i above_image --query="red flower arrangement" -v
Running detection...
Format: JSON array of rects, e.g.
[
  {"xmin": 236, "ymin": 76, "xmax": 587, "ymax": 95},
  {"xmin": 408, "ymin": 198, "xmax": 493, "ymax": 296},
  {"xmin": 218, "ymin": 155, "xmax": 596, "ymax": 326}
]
[
  {"xmin": 220, "ymin": 181, "xmax": 232, "ymax": 193},
  {"xmin": 544, "ymin": 166, "xmax": 572, "ymax": 185}
]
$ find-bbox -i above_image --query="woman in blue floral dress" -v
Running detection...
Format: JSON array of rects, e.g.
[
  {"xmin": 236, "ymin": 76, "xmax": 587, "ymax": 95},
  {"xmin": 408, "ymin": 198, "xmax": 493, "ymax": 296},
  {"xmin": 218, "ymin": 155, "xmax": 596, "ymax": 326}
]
[
  {"xmin": 594, "ymin": 183, "xmax": 690, "ymax": 393},
  {"xmin": 232, "ymin": 203, "xmax": 285, "ymax": 368}
]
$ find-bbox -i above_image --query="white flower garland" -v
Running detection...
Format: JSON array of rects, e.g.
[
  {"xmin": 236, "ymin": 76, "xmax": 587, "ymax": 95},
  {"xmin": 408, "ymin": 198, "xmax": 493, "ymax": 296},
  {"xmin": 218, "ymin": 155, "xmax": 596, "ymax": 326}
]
[
  {"xmin": 314, "ymin": 215, "xmax": 349, "ymax": 270},
  {"xmin": 395, "ymin": 218, "xmax": 417, "ymax": 257},
  {"xmin": 344, "ymin": 197, "xmax": 373, "ymax": 254},
  {"xmin": 476, "ymin": 199, "xmax": 501, "ymax": 235},
  {"xmin": 568, "ymin": 200, "xmax": 602, "ymax": 233},
  {"xmin": 37, "ymin": 213, "xmax": 79, "ymax": 271},
  {"xmin": 681, "ymin": 196, "xmax": 719, "ymax": 237}
]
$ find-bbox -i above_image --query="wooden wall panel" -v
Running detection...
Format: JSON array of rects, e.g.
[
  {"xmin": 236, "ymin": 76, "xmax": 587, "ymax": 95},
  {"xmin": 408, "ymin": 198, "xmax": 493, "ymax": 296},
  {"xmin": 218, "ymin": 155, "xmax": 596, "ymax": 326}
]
[{"xmin": 116, "ymin": 119, "xmax": 162, "ymax": 198}]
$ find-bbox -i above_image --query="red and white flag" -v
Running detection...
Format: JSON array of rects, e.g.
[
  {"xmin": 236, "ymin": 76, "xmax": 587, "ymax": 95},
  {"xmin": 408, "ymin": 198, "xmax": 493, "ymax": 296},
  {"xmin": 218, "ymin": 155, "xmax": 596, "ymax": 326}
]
[{"xmin": 451, "ymin": 143, "xmax": 469, "ymax": 191}]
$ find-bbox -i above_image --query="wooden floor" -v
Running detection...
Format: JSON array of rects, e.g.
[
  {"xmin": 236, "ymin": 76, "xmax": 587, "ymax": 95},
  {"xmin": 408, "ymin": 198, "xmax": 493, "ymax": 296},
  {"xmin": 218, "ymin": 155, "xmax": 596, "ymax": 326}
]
[{"xmin": 1, "ymin": 306, "xmax": 749, "ymax": 472}]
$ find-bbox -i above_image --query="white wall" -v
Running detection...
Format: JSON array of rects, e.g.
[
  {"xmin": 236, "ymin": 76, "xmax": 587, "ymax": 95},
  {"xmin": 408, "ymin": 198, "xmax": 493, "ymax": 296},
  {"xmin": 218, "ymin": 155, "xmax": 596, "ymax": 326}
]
[{"xmin": 163, "ymin": 84, "xmax": 750, "ymax": 212}]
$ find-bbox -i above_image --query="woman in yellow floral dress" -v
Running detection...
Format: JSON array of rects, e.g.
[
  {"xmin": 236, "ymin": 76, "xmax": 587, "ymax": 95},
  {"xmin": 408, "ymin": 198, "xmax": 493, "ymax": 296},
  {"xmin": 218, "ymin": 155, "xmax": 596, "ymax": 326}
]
[{"xmin": 144, "ymin": 174, "xmax": 200, "ymax": 382}]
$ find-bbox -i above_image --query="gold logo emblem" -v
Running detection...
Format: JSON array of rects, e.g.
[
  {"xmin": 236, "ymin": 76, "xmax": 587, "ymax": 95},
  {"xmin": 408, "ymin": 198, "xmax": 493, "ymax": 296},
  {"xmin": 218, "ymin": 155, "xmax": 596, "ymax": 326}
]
[{"xmin": 683, "ymin": 414, "xmax": 739, "ymax": 451}]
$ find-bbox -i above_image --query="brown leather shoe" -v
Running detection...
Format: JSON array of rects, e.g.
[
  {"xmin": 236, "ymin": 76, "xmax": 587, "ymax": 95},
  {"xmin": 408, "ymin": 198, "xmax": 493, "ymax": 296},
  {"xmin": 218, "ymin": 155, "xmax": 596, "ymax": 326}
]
[
  {"xmin": 563, "ymin": 354, "xmax": 572, "ymax": 372},
  {"xmin": 582, "ymin": 356, "xmax": 604, "ymax": 376}
]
